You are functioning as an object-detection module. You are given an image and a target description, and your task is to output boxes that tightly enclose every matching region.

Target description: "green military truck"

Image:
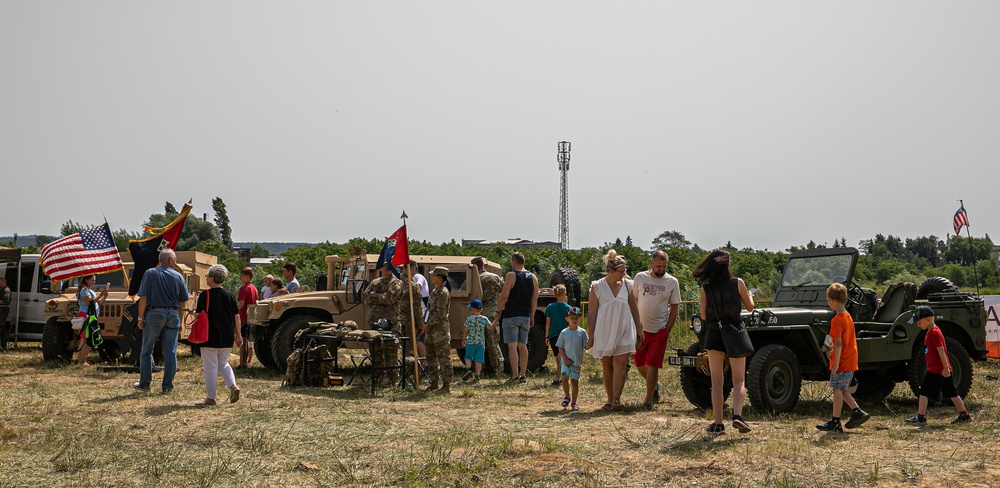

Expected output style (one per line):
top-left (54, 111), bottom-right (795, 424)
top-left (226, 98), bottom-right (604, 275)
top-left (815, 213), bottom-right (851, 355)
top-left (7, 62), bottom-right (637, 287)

top-left (671, 247), bottom-right (987, 413)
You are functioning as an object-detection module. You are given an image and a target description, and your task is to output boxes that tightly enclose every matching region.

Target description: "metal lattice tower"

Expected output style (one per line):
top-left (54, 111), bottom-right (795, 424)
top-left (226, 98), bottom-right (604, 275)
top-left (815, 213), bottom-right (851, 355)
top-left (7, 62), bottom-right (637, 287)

top-left (557, 141), bottom-right (571, 248)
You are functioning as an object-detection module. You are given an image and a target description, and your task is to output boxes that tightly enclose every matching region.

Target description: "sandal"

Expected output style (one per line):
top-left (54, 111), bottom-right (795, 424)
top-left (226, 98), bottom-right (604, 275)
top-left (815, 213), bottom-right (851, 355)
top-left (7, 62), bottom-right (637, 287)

top-left (601, 402), bottom-right (614, 411)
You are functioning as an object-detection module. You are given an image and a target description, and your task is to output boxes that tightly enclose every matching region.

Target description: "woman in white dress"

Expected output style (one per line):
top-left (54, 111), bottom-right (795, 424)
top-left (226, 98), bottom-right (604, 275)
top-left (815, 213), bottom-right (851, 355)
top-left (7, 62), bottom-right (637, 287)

top-left (586, 249), bottom-right (643, 410)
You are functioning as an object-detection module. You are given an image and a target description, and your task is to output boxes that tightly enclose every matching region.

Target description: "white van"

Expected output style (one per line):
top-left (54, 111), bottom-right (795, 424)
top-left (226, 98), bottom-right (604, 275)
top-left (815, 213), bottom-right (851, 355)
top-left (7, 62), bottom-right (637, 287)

top-left (1, 255), bottom-right (58, 341)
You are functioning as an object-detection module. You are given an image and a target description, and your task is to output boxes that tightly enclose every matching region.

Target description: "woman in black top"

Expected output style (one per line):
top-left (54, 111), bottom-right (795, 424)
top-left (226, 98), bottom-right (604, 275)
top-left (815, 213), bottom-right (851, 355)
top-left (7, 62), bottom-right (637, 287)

top-left (192, 264), bottom-right (242, 406)
top-left (693, 250), bottom-right (755, 434)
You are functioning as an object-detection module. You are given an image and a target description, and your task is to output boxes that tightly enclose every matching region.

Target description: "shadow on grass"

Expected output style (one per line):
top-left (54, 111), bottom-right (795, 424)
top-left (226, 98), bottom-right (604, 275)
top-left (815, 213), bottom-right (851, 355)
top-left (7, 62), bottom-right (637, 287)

top-left (146, 403), bottom-right (201, 416)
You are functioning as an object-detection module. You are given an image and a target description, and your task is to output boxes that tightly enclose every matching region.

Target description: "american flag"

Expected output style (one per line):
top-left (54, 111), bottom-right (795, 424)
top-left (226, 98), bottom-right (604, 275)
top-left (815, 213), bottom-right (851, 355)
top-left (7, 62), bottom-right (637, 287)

top-left (953, 205), bottom-right (970, 235)
top-left (41, 223), bottom-right (124, 281)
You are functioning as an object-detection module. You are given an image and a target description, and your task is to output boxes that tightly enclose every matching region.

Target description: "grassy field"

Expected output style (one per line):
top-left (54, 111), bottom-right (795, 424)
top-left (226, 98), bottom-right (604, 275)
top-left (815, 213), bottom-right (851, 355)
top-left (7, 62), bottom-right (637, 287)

top-left (0, 339), bottom-right (998, 487)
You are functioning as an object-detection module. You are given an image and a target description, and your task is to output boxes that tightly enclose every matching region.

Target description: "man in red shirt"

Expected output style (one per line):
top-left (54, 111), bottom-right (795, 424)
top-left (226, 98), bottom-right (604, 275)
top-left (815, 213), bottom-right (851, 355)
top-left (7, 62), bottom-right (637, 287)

top-left (237, 267), bottom-right (259, 367)
top-left (905, 305), bottom-right (972, 425)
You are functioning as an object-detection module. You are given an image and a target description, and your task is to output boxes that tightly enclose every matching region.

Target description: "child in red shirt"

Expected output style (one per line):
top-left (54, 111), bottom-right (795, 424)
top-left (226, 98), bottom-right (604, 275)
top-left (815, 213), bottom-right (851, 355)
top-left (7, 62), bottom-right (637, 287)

top-left (905, 305), bottom-right (972, 424)
top-left (816, 283), bottom-right (870, 432)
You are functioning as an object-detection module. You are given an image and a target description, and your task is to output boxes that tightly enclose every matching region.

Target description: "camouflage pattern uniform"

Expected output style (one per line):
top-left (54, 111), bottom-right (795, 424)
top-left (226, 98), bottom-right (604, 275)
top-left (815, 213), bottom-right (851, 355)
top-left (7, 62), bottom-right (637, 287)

top-left (362, 274), bottom-right (402, 386)
top-left (0, 283), bottom-right (10, 350)
top-left (425, 284), bottom-right (452, 386)
top-left (479, 270), bottom-right (505, 375)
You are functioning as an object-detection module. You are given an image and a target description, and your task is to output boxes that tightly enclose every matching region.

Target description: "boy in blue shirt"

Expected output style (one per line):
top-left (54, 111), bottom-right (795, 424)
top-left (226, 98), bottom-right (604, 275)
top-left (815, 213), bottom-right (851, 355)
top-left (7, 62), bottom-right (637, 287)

top-left (462, 299), bottom-right (494, 383)
top-left (556, 306), bottom-right (588, 411)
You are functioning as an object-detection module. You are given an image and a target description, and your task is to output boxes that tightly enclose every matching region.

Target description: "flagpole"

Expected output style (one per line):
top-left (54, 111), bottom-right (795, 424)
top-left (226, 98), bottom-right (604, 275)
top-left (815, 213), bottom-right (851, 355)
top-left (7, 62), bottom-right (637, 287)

top-left (400, 211), bottom-right (420, 388)
top-left (959, 200), bottom-right (981, 295)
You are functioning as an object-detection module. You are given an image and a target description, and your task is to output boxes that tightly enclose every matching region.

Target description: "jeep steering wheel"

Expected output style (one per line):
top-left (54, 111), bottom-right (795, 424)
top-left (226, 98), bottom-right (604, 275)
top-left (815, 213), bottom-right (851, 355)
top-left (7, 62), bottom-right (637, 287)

top-left (847, 280), bottom-right (866, 307)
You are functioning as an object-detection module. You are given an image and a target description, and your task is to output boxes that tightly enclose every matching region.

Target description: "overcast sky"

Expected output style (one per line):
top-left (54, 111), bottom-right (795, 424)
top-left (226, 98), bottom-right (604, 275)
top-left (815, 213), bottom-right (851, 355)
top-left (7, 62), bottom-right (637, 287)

top-left (3, 2), bottom-right (998, 252)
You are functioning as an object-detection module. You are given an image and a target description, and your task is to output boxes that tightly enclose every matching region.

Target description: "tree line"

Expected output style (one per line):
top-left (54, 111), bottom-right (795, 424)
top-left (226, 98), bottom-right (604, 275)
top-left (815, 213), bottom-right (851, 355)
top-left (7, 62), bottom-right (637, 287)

top-left (5, 216), bottom-right (997, 298)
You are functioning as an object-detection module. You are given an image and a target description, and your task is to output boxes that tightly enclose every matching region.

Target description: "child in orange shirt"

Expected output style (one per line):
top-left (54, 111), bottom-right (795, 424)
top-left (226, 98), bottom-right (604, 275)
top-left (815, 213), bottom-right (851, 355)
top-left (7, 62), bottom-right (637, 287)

top-left (816, 283), bottom-right (870, 432)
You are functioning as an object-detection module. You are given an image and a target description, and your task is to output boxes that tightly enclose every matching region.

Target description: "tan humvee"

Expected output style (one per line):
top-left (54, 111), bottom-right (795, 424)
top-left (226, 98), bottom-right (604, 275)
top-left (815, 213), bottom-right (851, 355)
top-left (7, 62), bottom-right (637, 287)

top-left (249, 253), bottom-right (504, 372)
top-left (41, 251), bottom-right (216, 362)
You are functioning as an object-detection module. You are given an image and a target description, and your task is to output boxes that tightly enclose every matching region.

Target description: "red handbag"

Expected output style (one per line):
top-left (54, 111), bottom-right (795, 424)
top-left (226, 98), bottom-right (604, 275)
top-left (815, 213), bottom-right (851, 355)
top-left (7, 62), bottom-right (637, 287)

top-left (186, 290), bottom-right (210, 344)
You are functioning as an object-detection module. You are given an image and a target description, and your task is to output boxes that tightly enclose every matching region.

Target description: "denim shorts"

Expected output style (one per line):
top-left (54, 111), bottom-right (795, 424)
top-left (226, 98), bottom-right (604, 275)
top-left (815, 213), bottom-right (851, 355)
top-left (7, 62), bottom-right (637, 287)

top-left (502, 316), bottom-right (530, 344)
top-left (829, 371), bottom-right (855, 390)
top-left (561, 364), bottom-right (581, 381)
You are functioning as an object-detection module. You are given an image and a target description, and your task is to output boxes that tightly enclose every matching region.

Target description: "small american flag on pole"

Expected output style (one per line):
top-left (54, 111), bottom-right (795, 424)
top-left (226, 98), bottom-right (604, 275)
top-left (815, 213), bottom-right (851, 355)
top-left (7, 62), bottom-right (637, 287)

top-left (41, 222), bottom-right (124, 282)
top-left (953, 205), bottom-right (970, 235)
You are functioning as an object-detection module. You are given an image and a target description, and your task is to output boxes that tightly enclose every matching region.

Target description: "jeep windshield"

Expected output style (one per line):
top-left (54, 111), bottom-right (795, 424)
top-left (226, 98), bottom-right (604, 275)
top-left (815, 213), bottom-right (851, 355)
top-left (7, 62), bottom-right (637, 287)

top-left (781, 253), bottom-right (853, 288)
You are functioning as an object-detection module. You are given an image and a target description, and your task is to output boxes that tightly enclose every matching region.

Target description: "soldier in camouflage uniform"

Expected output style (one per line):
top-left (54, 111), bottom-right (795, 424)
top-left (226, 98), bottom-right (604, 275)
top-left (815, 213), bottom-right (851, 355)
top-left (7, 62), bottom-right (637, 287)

top-left (0, 277), bottom-right (10, 350)
top-left (362, 263), bottom-right (402, 387)
top-left (398, 271), bottom-right (423, 348)
top-left (472, 257), bottom-right (505, 376)
top-left (423, 267), bottom-right (452, 393)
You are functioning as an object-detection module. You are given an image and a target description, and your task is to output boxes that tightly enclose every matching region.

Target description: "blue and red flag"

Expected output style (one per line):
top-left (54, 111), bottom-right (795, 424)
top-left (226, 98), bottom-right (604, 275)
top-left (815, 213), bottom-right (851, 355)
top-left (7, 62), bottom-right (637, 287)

top-left (376, 225), bottom-right (409, 278)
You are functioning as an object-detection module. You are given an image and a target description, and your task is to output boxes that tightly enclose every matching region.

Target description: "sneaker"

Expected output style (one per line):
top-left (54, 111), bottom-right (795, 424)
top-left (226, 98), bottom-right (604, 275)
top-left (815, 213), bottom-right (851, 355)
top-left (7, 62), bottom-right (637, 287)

top-left (571, 403), bottom-right (579, 411)
top-left (643, 401), bottom-right (653, 411)
top-left (462, 370), bottom-right (474, 382)
top-left (551, 377), bottom-right (562, 386)
top-left (732, 415), bottom-right (752, 433)
top-left (471, 375), bottom-right (480, 384)
top-left (706, 423), bottom-right (726, 435)
top-left (845, 409), bottom-right (870, 429)
top-left (952, 412), bottom-right (972, 424)
top-left (652, 383), bottom-right (661, 403)
top-left (561, 397), bottom-right (571, 408)
top-left (816, 419), bottom-right (843, 432)
top-left (133, 382), bottom-right (150, 392)
top-left (904, 415), bottom-right (926, 424)
top-left (518, 376), bottom-right (526, 384)
top-left (228, 385), bottom-right (241, 404)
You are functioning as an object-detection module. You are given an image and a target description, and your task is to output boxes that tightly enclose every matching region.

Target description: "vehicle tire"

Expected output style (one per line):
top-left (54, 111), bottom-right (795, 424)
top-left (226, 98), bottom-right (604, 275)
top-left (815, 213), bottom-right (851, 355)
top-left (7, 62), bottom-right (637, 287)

top-left (255, 326), bottom-right (277, 370)
top-left (271, 315), bottom-right (322, 373)
top-left (42, 317), bottom-right (73, 362)
top-left (550, 268), bottom-right (582, 307)
top-left (907, 336), bottom-right (973, 404)
top-left (852, 372), bottom-right (897, 403)
top-left (679, 342), bottom-right (731, 410)
top-left (915, 277), bottom-right (959, 300)
top-left (747, 344), bottom-right (802, 413)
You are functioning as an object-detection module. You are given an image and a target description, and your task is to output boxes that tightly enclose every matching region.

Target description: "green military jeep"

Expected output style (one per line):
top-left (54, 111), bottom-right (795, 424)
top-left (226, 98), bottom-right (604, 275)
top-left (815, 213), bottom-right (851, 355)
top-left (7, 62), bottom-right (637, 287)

top-left (671, 247), bottom-right (987, 413)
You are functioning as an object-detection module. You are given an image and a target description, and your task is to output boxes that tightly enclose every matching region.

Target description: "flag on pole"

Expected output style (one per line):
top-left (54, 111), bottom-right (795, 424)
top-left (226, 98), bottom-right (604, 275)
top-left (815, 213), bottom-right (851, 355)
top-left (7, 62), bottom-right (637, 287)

top-left (376, 225), bottom-right (409, 278)
top-left (127, 203), bottom-right (192, 296)
top-left (40, 222), bottom-right (124, 281)
top-left (953, 205), bottom-right (970, 235)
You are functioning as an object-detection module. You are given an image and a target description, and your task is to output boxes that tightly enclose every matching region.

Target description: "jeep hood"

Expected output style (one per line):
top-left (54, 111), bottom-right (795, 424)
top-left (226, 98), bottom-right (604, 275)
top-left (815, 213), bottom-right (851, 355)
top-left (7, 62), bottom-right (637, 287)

top-left (746, 307), bottom-right (835, 327)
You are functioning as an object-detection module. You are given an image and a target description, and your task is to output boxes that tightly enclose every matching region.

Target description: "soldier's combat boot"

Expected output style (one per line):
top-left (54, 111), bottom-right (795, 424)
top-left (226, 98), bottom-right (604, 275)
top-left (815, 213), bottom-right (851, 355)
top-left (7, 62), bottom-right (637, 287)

top-left (436, 382), bottom-right (451, 395)
top-left (424, 380), bottom-right (439, 392)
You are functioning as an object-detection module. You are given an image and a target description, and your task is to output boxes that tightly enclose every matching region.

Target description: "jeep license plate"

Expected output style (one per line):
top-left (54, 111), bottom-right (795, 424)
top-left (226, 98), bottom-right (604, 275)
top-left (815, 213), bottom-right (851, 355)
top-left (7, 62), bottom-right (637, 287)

top-left (667, 356), bottom-right (696, 367)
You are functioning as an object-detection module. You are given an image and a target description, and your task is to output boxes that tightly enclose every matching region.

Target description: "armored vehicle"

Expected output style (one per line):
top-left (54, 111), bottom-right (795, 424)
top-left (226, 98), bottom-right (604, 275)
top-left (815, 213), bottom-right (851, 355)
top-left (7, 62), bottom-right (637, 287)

top-left (249, 252), bottom-right (582, 374)
top-left (41, 251), bottom-right (216, 363)
top-left (671, 247), bottom-right (987, 413)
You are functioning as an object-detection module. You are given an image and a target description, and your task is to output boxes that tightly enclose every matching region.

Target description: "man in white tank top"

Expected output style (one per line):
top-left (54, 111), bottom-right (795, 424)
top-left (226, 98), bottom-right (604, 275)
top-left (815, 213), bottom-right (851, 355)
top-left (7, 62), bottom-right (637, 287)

top-left (632, 250), bottom-right (680, 409)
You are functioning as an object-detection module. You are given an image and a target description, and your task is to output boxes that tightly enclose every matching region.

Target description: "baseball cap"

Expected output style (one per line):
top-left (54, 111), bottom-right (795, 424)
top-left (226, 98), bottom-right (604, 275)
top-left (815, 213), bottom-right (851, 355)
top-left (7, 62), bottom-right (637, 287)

top-left (909, 305), bottom-right (935, 324)
top-left (468, 299), bottom-right (483, 309)
top-left (568, 306), bottom-right (582, 317)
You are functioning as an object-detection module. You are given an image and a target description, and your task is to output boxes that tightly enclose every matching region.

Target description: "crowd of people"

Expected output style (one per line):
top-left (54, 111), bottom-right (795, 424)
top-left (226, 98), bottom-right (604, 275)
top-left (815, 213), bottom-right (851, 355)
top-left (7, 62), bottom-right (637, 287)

top-left (69, 246), bottom-right (974, 428)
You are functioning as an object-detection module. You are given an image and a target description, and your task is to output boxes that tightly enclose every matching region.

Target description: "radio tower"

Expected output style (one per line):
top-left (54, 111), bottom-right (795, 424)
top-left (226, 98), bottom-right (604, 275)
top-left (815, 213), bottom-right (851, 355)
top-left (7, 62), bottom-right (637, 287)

top-left (557, 141), bottom-right (571, 249)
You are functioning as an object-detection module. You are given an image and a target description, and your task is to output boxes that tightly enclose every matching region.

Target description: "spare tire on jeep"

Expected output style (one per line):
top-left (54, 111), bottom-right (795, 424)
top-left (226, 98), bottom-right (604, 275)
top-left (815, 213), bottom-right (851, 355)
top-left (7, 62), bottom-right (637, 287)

top-left (549, 268), bottom-right (581, 307)
top-left (915, 277), bottom-right (959, 299)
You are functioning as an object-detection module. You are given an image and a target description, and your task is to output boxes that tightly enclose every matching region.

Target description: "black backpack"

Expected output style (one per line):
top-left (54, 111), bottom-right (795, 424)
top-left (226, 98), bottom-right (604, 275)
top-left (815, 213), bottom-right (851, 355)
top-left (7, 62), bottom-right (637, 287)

top-left (83, 305), bottom-right (103, 348)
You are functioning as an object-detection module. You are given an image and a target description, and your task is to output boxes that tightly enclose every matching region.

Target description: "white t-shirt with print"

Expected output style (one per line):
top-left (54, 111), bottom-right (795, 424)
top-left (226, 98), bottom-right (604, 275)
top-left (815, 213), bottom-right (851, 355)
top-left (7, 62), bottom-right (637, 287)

top-left (633, 271), bottom-right (681, 333)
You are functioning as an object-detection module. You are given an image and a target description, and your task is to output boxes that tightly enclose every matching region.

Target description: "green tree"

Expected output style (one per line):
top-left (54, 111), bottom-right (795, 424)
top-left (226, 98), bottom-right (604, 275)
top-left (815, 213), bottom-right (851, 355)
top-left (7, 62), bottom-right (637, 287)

top-left (251, 245), bottom-right (271, 258)
top-left (164, 201), bottom-right (177, 214)
top-left (60, 220), bottom-right (87, 237)
top-left (651, 230), bottom-right (692, 251)
top-left (143, 211), bottom-right (220, 251)
top-left (212, 197), bottom-right (233, 250)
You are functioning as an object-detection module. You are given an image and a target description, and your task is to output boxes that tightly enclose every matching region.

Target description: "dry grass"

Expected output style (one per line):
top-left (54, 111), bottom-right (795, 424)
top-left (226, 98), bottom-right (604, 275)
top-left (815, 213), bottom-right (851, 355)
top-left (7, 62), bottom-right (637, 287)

top-left (0, 342), bottom-right (998, 487)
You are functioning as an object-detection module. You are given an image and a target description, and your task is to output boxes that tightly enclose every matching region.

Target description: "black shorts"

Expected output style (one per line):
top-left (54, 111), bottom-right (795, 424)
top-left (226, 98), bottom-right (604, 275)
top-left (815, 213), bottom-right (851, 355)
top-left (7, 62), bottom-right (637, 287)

top-left (918, 371), bottom-right (959, 399)
top-left (550, 341), bottom-right (560, 359)
top-left (705, 322), bottom-right (726, 352)
top-left (240, 323), bottom-right (254, 340)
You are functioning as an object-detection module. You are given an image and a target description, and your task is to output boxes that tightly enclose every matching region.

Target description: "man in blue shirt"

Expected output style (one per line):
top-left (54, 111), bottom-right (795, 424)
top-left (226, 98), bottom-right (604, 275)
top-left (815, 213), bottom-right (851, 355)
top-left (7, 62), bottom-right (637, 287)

top-left (135, 249), bottom-right (190, 392)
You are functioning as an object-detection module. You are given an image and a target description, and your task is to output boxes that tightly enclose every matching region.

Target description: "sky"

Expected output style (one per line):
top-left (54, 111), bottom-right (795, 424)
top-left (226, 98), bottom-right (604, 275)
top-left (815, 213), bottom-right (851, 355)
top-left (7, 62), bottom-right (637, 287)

top-left (2, 2), bottom-right (999, 252)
